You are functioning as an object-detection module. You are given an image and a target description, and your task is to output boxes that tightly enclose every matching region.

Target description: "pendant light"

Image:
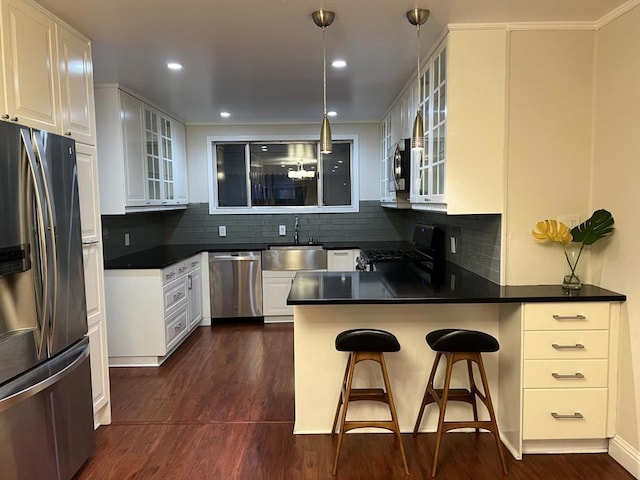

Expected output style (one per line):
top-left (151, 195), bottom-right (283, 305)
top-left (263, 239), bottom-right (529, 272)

top-left (407, 9), bottom-right (430, 151)
top-left (312, 10), bottom-right (335, 154)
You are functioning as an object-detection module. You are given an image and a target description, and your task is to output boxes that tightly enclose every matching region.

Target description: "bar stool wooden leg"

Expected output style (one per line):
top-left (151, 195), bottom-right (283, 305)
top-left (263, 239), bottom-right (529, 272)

top-left (431, 352), bottom-right (454, 478)
top-left (413, 352), bottom-right (442, 434)
top-left (475, 354), bottom-right (508, 475)
top-left (466, 359), bottom-right (480, 434)
top-left (333, 353), bottom-right (356, 475)
top-left (379, 352), bottom-right (410, 476)
top-left (332, 354), bottom-right (352, 436)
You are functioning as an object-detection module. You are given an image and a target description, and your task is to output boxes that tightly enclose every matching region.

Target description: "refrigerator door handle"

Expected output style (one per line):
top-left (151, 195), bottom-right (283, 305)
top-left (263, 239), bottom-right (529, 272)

top-left (31, 132), bottom-right (59, 345)
top-left (0, 341), bottom-right (89, 414)
top-left (20, 129), bottom-right (49, 357)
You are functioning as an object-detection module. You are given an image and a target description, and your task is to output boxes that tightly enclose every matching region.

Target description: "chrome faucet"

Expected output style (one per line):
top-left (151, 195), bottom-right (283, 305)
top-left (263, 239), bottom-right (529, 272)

top-left (294, 216), bottom-right (299, 245)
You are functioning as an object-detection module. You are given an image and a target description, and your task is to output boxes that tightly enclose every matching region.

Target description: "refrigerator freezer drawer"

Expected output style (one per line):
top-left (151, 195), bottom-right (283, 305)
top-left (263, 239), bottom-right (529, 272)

top-left (0, 337), bottom-right (95, 480)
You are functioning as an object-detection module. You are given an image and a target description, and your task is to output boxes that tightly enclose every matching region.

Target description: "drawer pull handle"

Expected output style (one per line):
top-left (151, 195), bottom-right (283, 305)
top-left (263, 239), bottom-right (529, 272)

top-left (551, 412), bottom-right (584, 419)
top-left (553, 314), bottom-right (586, 320)
top-left (165, 272), bottom-right (176, 279)
top-left (175, 323), bottom-right (184, 331)
top-left (551, 372), bottom-right (585, 379)
top-left (191, 262), bottom-right (198, 267)
top-left (552, 343), bottom-right (585, 350)
top-left (173, 292), bottom-right (184, 300)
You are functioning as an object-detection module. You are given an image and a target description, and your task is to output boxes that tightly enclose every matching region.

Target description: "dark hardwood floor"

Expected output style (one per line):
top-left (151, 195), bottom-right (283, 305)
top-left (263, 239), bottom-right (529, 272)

top-left (76, 323), bottom-right (633, 479)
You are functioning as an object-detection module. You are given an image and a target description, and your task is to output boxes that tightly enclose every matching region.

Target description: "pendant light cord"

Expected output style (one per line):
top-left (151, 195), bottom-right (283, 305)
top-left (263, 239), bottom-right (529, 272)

top-left (416, 23), bottom-right (421, 109)
top-left (323, 26), bottom-right (327, 117)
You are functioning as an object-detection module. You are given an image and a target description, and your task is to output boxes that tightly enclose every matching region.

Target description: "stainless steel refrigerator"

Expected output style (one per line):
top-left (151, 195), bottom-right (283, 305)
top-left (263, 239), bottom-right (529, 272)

top-left (0, 122), bottom-right (95, 479)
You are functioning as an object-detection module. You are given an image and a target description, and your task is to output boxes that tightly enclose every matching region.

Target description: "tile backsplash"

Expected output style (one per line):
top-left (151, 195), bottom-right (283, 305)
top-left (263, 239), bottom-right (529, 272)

top-left (101, 202), bottom-right (501, 283)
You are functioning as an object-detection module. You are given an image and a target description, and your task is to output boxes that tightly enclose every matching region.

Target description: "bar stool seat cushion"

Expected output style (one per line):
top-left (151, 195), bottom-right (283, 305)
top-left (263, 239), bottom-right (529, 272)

top-left (335, 328), bottom-right (400, 352)
top-left (426, 328), bottom-right (499, 353)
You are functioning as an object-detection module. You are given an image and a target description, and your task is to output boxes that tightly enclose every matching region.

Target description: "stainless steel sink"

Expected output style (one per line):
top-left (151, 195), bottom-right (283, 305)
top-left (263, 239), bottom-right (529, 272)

top-left (262, 245), bottom-right (327, 270)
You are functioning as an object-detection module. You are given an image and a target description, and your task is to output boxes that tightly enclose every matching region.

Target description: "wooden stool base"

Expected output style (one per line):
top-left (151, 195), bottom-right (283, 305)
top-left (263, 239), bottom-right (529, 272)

top-left (413, 351), bottom-right (508, 477)
top-left (332, 351), bottom-right (409, 476)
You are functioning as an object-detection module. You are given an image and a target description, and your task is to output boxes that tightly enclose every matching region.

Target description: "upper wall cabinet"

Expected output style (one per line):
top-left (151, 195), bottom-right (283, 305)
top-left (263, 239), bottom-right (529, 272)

top-left (0, 0), bottom-right (96, 145)
top-left (0, 0), bottom-right (59, 131)
top-left (94, 85), bottom-right (188, 214)
top-left (57, 22), bottom-right (96, 145)
top-left (382, 29), bottom-right (507, 215)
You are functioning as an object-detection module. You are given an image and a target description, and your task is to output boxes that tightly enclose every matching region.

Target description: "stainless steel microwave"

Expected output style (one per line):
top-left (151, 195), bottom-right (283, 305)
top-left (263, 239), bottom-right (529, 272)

top-left (392, 138), bottom-right (411, 192)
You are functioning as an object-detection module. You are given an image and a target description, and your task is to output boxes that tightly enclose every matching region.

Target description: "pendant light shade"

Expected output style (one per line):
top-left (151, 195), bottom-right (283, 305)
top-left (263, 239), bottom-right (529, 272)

top-left (407, 8), bottom-right (430, 151)
top-left (320, 114), bottom-right (332, 154)
top-left (411, 110), bottom-right (425, 150)
top-left (312, 10), bottom-right (335, 154)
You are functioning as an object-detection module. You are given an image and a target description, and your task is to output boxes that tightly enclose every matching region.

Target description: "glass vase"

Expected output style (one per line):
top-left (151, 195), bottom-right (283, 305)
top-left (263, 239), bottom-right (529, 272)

top-left (562, 244), bottom-right (583, 292)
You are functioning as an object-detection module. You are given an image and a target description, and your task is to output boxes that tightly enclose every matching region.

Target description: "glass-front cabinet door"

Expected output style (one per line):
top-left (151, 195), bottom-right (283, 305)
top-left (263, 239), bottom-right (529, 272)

top-left (144, 107), bottom-right (178, 205)
top-left (144, 108), bottom-right (161, 204)
top-left (380, 115), bottom-right (395, 203)
top-left (411, 41), bottom-right (446, 208)
top-left (161, 117), bottom-right (175, 202)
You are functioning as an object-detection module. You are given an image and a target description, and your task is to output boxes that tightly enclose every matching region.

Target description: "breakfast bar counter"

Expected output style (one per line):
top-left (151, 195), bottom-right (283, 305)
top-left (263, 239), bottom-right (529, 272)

top-left (288, 266), bottom-right (625, 460)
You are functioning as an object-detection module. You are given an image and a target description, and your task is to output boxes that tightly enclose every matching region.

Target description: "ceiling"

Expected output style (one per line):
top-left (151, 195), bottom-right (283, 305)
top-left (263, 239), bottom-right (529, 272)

top-left (36, 0), bottom-right (626, 125)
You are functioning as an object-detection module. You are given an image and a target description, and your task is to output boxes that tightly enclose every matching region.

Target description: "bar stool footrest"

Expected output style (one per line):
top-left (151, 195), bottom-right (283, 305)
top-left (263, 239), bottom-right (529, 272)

top-left (431, 387), bottom-right (475, 404)
top-left (347, 387), bottom-right (388, 403)
top-left (343, 420), bottom-right (397, 433)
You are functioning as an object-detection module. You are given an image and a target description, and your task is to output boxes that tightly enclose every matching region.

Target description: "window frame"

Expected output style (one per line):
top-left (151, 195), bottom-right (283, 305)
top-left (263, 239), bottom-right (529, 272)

top-left (207, 134), bottom-right (360, 214)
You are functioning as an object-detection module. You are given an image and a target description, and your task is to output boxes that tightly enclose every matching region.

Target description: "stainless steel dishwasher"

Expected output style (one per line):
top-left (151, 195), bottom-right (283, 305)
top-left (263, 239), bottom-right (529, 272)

top-left (209, 251), bottom-right (263, 319)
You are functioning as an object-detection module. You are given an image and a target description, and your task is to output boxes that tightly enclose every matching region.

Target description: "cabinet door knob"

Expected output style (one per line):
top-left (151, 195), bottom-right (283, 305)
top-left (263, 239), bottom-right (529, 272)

top-left (2, 114), bottom-right (9, 119)
top-left (11, 117), bottom-right (18, 122)
top-left (65, 131), bottom-right (72, 136)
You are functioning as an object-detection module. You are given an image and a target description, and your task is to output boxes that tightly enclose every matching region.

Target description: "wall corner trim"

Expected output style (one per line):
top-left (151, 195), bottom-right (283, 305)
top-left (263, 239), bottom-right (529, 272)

top-left (597, 0), bottom-right (640, 29)
top-left (609, 435), bottom-right (640, 478)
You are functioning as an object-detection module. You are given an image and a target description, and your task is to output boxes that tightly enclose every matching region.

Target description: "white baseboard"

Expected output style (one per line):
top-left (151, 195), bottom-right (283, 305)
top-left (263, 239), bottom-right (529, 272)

top-left (264, 315), bottom-right (293, 324)
top-left (610, 436), bottom-right (640, 479)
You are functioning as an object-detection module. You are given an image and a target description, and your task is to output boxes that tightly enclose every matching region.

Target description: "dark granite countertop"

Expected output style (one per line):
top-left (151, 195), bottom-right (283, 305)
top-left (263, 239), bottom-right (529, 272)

top-left (287, 263), bottom-right (626, 305)
top-left (103, 241), bottom-right (413, 269)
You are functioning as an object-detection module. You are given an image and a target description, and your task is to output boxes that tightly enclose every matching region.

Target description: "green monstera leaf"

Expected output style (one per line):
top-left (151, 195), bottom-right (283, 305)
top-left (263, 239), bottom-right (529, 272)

top-left (570, 209), bottom-right (615, 245)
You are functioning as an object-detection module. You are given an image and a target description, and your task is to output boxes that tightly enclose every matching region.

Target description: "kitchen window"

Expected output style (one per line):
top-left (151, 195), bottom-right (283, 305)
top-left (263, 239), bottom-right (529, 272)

top-left (208, 136), bottom-right (358, 214)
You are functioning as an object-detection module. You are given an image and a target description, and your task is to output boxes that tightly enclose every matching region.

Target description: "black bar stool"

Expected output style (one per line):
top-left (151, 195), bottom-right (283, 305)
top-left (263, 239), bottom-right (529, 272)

top-left (413, 328), bottom-right (508, 477)
top-left (332, 328), bottom-right (409, 476)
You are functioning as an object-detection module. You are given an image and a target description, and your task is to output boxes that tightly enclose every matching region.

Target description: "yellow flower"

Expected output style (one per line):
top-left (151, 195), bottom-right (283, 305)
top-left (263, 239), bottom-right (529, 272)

top-left (532, 220), bottom-right (573, 244)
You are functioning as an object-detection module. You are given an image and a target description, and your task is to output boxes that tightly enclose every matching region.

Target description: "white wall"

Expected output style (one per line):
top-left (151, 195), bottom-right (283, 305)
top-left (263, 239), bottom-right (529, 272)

top-left (503, 29), bottom-right (595, 285)
top-left (185, 122), bottom-right (381, 203)
top-left (593, 5), bottom-right (640, 473)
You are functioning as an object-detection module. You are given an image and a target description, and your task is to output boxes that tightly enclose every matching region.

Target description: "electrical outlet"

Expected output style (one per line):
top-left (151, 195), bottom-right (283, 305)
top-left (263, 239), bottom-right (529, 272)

top-left (450, 236), bottom-right (457, 254)
top-left (124, 233), bottom-right (130, 246)
top-left (218, 225), bottom-right (227, 237)
top-left (279, 225), bottom-right (286, 236)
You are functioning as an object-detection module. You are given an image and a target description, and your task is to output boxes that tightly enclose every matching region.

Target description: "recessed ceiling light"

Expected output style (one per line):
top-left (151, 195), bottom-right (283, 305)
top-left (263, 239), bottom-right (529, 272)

top-left (220, 111), bottom-right (231, 118)
top-left (327, 111), bottom-right (337, 117)
top-left (332, 60), bottom-right (347, 68)
top-left (167, 62), bottom-right (183, 70)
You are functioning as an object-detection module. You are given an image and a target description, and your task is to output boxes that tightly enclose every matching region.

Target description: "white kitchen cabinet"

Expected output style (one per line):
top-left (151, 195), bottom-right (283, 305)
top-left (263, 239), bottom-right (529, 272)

top-left (383, 29), bottom-right (506, 214)
top-left (104, 254), bottom-right (203, 366)
top-left (0, 0), bottom-right (59, 131)
top-left (186, 259), bottom-right (202, 330)
top-left (410, 40), bottom-right (447, 208)
top-left (76, 139), bottom-right (111, 428)
top-left (94, 85), bottom-right (187, 213)
top-left (57, 21), bottom-right (95, 145)
top-left (498, 301), bottom-right (620, 459)
top-left (87, 320), bottom-right (110, 426)
top-left (262, 271), bottom-right (297, 317)
top-left (327, 249), bottom-right (359, 272)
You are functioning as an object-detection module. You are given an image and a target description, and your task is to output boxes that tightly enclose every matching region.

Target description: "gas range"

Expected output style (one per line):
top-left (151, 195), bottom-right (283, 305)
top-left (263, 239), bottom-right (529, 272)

top-left (356, 225), bottom-right (444, 273)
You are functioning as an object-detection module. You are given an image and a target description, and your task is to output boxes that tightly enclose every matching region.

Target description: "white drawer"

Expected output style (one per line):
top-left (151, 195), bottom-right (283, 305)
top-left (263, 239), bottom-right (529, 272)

top-left (523, 330), bottom-right (609, 359)
top-left (162, 263), bottom-right (179, 284)
top-left (176, 261), bottom-right (188, 276)
top-left (165, 307), bottom-right (189, 351)
top-left (163, 276), bottom-right (188, 312)
top-left (185, 254), bottom-right (201, 273)
top-left (523, 359), bottom-right (608, 388)
top-left (523, 389), bottom-right (607, 439)
top-left (524, 302), bottom-right (609, 331)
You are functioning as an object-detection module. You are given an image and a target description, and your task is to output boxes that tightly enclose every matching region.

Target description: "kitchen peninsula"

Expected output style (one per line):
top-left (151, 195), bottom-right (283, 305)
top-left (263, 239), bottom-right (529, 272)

top-left (288, 265), bottom-right (625, 460)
